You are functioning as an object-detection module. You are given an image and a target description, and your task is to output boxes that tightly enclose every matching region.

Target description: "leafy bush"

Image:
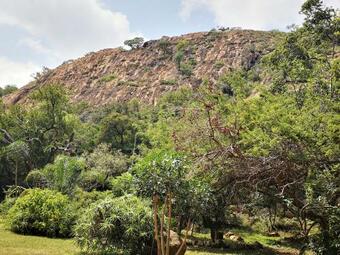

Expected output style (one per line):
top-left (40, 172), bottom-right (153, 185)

top-left (0, 197), bottom-right (16, 215)
top-left (0, 186), bottom-right (26, 215)
top-left (110, 172), bottom-right (135, 197)
top-left (158, 39), bottom-right (172, 55)
top-left (26, 169), bottom-right (47, 188)
top-left (27, 156), bottom-right (85, 195)
top-left (176, 39), bottom-right (189, 51)
top-left (84, 143), bottom-right (129, 175)
top-left (174, 50), bottom-right (184, 70)
top-left (78, 170), bottom-right (107, 191)
top-left (74, 195), bottom-right (153, 255)
top-left (180, 62), bottom-right (194, 76)
top-left (6, 188), bottom-right (75, 237)
top-left (73, 188), bottom-right (112, 210)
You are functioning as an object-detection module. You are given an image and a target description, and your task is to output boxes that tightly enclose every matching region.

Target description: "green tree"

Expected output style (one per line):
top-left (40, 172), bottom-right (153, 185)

top-left (133, 149), bottom-right (191, 255)
top-left (98, 112), bottom-right (139, 154)
top-left (124, 37), bottom-right (144, 49)
top-left (0, 85), bottom-right (18, 97)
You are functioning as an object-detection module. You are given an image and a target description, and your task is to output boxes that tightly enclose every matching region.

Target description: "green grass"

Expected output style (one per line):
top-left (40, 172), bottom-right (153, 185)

top-left (0, 218), bottom-right (79, 255)
top-left (100, 73), bottom-right (117, 83)
top-left (187, 228), bottom-right (303, 255)
top-left (0, 217), bottom-right (304, 255)
top-left (187, 248), bottom-right (272, 255)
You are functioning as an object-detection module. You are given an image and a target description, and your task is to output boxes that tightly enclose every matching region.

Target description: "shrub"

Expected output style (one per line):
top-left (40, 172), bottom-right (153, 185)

top-left (6, 189), bottom-right (75, 237)
top-left (158, 39), bottom-right (172, 55)
top-left (110, 172), bottom-right (135, 197)
top-left (31, 155), bottom-right (85, 195)
top-left (180, 62), bottom-right (194, 76)
top-left (214, 60), bottom-right (224, 70)
top-left (100, 73), bottom-right (117, 83)
top-left (0, 197), bottom-right (16, 215)
top-left (160, 79), bottom-right (177, 85)
top-left (0, 186), bottom-right (26, 215)
top-left (174, 51), bottom-right (184, 70)
top-left (26, 169), bottom-right (47, 188)
top-left (73, 188), bottom-right (111, 210)
top-left (78, 170), bottom-right (107, 191)
top-left (74, 195), bottom-right (153, 255)
top-left (176, 39), bottom-right (189, 51)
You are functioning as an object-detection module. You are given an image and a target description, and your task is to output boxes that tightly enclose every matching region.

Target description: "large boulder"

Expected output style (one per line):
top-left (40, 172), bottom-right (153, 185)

top-left (224, 231), bottom-right (235, 239)
top-left (167, 230), bottom-right (187, 255)
top-left (229, 234), bottom-right (244, 242)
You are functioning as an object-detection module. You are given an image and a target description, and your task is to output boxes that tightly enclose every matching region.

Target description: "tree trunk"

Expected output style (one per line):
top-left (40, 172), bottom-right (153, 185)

top-left (210, 227), bottom-right (223, 243)
top-left (166, 192), bottom-right (172, 255)
top-left (152, 195), bottom-right (162, 255)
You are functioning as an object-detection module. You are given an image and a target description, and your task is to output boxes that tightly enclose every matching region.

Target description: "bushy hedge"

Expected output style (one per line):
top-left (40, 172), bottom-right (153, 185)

top-left (6, 188), bottom-right (75, 237)
top-left (74, 195), bottom-right (154, 255)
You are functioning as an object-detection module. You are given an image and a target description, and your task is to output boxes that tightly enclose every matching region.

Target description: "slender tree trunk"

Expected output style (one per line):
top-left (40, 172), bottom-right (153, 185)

top-left (160, 197), bottom-right (166, 255)
top-left (152, 195), bottom-right (162, 255)
top-left (175, 219), bottom-right (191, 255)
top-left (176, 216), bottom-right (182, 235)
top-left (15, 161), bottom-right (18, 186)
top-left (166, 192), bottom-right (172, 255)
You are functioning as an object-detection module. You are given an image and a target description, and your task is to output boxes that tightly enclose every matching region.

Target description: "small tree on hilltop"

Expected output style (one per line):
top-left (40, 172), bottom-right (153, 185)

top-left (124, 37), bottom-right (144, 49)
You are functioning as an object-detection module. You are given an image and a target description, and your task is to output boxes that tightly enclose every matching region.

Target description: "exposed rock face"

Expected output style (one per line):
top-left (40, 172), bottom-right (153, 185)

top-left (4, 30), bottom-right (277, 106)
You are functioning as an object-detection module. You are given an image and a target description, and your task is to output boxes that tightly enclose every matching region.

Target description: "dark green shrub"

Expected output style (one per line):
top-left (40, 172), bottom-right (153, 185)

top-left (78, 170), bottom-right (107, 191)
top-left (26, 156), bottom-right (85, 195)
top-left (110, 172), bottom-right (135, 197)
top-left (174, 50), bottom-right (184, 70)
top-left (73, 188), bottom-right (111, 210)
top-left (7, 188), bottom-right (75, 237)
top-left (74, 195), bottom-right (153, 255)
top-left (25, 169), bottom-right (47, 188)
top-left (0, 197), bottom-right (16, 215)
top-left (158, 39), bottom-right (172, 55)
top-left (0, 186), bottom-right (26, 215)
top-left (180, 62), bottom-right (194, 76)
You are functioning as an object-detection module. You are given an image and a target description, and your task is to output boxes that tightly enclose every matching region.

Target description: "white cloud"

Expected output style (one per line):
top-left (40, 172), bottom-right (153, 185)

top-left (180, 0), bottom-right (339, 31)
top-left (0, 0), bottom-right (136, 61)
top-left (0, 57), bottom-right (41, 87)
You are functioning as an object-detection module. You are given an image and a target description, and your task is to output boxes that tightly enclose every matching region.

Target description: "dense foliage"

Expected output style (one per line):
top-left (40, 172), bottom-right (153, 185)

top-left (6, 188), bottom-right (75, 237)
top-left (0, 1), bottom-right (338, 254)
top-left (74, 195), bottom-right (153, 255)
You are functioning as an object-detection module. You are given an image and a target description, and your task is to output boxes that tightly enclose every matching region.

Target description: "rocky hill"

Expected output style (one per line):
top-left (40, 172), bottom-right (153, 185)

top-left (4, 29), bottom-right (278, 106)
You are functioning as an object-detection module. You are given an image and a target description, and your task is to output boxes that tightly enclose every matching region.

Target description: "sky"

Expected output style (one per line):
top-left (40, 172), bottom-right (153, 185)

top-left (0, 0), bottom-right (338, 88)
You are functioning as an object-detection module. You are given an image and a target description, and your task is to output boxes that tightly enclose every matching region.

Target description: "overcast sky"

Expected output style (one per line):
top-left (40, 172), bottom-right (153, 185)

top-left (0, 0), bottom-right (338, 87)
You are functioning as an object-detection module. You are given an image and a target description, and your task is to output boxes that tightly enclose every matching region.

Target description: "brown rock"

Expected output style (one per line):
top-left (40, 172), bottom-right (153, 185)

top-left (267, 231), bottom-right (280, 237)
top-left (166, 230), bottom-right (186, 255)
top-left (229, 234), bottom-right (244, 242)
top-left (224, 231), bottom-right (235, 239)
top-left (4, 30), bottom-right (277, 107)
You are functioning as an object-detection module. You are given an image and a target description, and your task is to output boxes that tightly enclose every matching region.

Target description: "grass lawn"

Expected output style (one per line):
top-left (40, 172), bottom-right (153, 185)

top-left (0, 218), bottom-right (303, 255)
top-left (0, 218), bottom-right (79, 255)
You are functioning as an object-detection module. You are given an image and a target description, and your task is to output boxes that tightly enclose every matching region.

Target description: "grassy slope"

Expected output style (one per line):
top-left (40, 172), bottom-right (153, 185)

top-left (0, 218), bottom-right (79, 255)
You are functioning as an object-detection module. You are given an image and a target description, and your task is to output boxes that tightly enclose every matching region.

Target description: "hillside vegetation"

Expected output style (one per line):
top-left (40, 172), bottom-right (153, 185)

top-left (0, 1), bottom-right (339, 255)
